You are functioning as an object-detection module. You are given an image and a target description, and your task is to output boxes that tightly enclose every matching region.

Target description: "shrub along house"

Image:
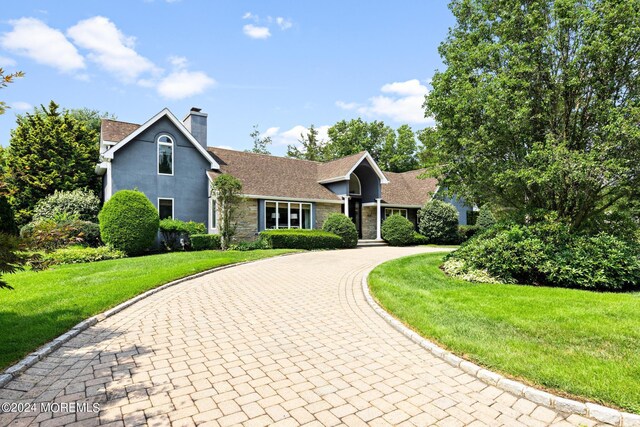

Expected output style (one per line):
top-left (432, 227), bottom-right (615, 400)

top-left (96, 108), bottom-right (473, 241)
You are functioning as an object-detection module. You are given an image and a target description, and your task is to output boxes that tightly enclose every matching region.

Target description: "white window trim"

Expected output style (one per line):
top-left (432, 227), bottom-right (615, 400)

top-left (349, 173), bottom-right (362, 196)
top-left (385, 208), bottom-right (408, 219)
top-left (157, 135), bottom-right (174, 176)
top-left (158, 197), bottom-right (175, 220)
top-left (264, 201), bottom-right (313, 230)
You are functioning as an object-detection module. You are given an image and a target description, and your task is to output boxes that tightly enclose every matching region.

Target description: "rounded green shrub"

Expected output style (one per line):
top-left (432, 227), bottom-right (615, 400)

top-left (418, 200), bottom-right (459, 244)
top-left (458, 225), bottom-right (480, 242)
top-left (381, 215), bottom-right (415, 246)
top-left (98, 190), bottom-right (159, 255)
top-left (445, 219), bottom-right (640, 291)
top-left (322, 213), bottom-right (358, 248)
top-left (33, 189), bottom-right (101, 222)
top-left (0, 196), bottom-right (18, 235)
top-left (476, 205), bottom-right (497, 229)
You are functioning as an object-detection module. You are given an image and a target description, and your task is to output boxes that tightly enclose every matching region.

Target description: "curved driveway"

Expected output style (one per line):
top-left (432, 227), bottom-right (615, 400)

top-left (0, 247), bottom-right (600, 426)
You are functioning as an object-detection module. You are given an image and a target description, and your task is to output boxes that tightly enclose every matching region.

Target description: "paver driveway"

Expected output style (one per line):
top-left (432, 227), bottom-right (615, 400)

top-left (0, 247), bottom-right (603, 427)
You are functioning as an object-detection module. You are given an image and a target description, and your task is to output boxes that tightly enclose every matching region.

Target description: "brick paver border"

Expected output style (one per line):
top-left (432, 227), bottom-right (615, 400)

top-left (0, 254), bottom-right (296, 390)
top-left (361, 266), bottom-right (640, 427)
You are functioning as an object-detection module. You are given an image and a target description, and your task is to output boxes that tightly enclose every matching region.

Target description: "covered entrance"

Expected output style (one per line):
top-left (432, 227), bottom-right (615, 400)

top-left (342, 197), bottom-right (363, 239)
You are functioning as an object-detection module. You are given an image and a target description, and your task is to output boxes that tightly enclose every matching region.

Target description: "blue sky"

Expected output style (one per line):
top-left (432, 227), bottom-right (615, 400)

top-left (0, 1), bottom-right (454, 155)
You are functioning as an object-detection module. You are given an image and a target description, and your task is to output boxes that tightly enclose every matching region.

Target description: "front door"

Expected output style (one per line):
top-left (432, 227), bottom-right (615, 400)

top-left (349, 198), bottom-right (362, 239)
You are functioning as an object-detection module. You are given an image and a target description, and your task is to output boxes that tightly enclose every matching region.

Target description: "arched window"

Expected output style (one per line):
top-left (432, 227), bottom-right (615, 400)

top-left (349, 173), bottom-right (361, 195)
top-left (158, 135), bottom-right (173, 175)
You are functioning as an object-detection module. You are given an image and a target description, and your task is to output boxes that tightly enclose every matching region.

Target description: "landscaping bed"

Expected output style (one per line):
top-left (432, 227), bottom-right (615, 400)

top-left (0, 249), bottom-right (297, 370)
top-left (369, 252), bottom-right (640, 413)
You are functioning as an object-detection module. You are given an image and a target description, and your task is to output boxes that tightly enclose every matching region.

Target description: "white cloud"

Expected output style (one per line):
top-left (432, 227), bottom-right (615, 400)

top-left (336, 79), bottom-right (433, 124)
top-left (0, 18), bottom-right (85, 73)
top-left (11, 101), bottom-right (32, 111)
top-left (168, 55), bottom-right (188, 70)
top-left (380, 79), bottom-right (427, 96)
top-left (276, 17), bottom-right (292, 30)
top-left (157, 70), bottom-right (215, 99)
top-left (243, 24), bottom-right (271, 39)
top-left (335, 100), bottom-right (359, 110)
top-left (265, 125), bottom-right (330, 148)
top-left (0, 56), bottom-right (17, 67)
top-left (242, 12), bottom-right (257, 21)
top-left (67, 16), bottom-right (156, 82)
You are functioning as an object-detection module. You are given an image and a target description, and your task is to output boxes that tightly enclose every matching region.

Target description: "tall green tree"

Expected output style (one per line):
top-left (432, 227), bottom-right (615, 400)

top-left (424, 0), bottom-right (640, 231)
top-left (379, 124), bottom-right (419, 172)
top-left (5, 101), bottom-right (101, 224)
top-left (247, 124), bottom-right (272, 155)
top-left (325, 118), bottom-right (390, 161)
top-left (287, 125), bottom-right (327, 161)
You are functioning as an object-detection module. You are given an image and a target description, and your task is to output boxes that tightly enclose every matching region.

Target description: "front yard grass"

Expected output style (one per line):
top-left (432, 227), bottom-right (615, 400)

top-left (1, 249), bottom-right (297, 370)
top-left (369, 252), bottom-right (640, 413)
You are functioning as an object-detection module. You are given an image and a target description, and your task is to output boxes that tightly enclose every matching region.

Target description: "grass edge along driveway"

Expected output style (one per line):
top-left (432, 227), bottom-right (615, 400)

top-left (1, 249), bottom-right (298, 370)
top-left (368, 252), bottom-right (640, 414)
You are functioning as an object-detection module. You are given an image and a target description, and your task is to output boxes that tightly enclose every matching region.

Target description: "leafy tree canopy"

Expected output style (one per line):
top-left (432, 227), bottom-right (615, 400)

top-left (4, 101), bottom-right (101, 224)
top-left (288, 119), bottom-right (422, 172)
top-left (424, 0), bottom-right (640, 232)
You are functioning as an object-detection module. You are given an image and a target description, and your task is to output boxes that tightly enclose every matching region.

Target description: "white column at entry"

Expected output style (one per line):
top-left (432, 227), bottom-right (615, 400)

top-left (376, 198), bottom-right (382, 240)
top-left (343, 196), bottom-right (350, 217)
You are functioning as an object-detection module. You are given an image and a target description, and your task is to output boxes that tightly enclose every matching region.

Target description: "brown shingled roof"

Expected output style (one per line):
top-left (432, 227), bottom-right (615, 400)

top-left (207, 147), bottom-right (342, 201)
top-left (317, 151), bottom-right (368, 182)
top-left (381, 169), bottom-right (438, 206)
top-left (101, 119), bottom-right (140, 143)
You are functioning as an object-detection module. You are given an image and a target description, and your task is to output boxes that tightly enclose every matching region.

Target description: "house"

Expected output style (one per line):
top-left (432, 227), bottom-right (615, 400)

top-left (96, 108), bottom-right (474, 241)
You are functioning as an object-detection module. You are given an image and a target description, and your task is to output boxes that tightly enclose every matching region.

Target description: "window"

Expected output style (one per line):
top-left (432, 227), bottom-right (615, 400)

top-left (158, 198), bottom-right (174, 220)
top-left (211, 199), bottom-right (217, 228)
top-left (349, 173), bottom-right (361, 195)
top-left (385, 208), bottom-right (407, 219)
top-left (158, 135), bottom-right (173, 175)
top-left (265, 201), bottom-right (312, 229)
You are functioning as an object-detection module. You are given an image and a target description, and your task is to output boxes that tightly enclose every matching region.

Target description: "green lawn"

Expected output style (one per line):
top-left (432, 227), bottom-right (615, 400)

top-left (1, 249), bottom-right (297, 370)
top-left (369, 252), bottom-right (640, 413)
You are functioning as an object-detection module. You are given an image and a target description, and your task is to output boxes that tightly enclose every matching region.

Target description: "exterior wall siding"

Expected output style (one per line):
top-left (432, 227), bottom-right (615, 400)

top-left (362, 206), bottom-right (377, 240)
top-left (234, 198), bottom-right (259, 242)
top-left (110, 116), bottom-right (210, 226)
top-left (314, 202), bottom-right (342, 230)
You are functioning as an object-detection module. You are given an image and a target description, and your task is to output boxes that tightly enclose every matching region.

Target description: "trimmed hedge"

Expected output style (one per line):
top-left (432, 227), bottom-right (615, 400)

top-left (381, 215), bottom-right (415, 246)
top-left (159, 218), bottom-right (206, 250)
top-left (190, 234), bottom-right (222, 251)
top-left (418, 200), bottom-right (459, 244)
top-left (98, 190), bottom-right (159, 255)
top-left (43, 245), bottom-right (126, 265)
top-left (260, 229), bottom-right (342, 250)
top-left (322, 213), bottom-right (358, 248)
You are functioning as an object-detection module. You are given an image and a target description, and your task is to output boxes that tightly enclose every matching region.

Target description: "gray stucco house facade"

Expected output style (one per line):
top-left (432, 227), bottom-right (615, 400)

top-left (96, 108), bottom-right (475, 241)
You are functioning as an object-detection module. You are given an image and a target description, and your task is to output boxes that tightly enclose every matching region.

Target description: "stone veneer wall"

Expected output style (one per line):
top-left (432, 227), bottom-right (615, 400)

top-left (362, 206), bottom-right (378, 240)
top-left (234, 198), bottom-right (259, 242)
top-left (314, 202), bottom-right (342, 230)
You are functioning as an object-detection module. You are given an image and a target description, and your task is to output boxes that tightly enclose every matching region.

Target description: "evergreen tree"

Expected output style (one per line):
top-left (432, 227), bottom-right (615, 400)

top-left (5, 101), bottom-right (100, 224)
